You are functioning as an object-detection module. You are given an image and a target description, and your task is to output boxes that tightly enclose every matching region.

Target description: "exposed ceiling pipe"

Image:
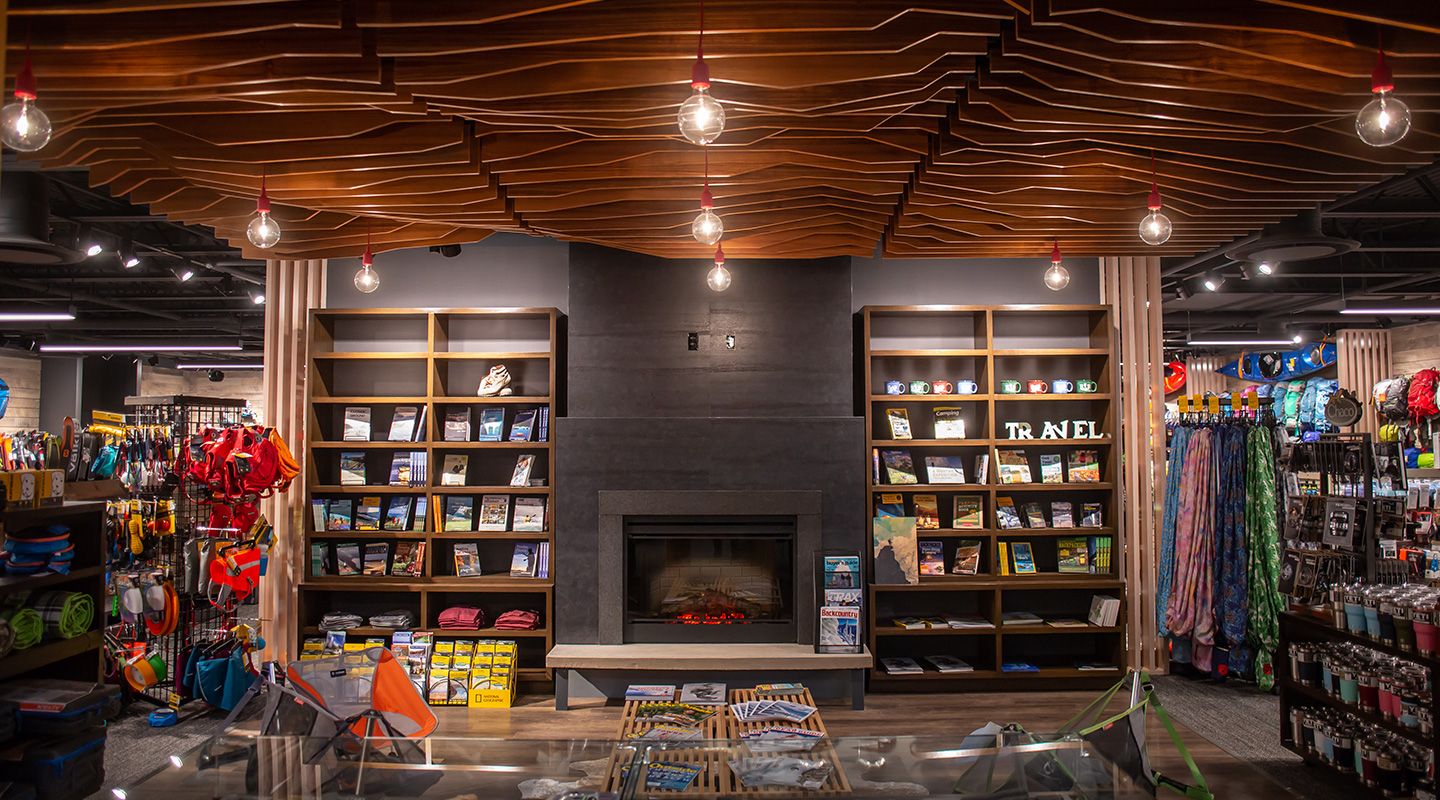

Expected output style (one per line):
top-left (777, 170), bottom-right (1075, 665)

top-left (0, 276), bottom-right (186, 322)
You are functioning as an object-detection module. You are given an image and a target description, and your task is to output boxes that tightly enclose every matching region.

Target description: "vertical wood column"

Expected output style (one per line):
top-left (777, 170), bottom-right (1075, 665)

top-left (1101, 256), bottom-right (1166, 673)
top-left (1336, 329), bottom-right (1392, 437)
top-left (259, 259), bottom-right (326, 663)
top-left (1185, 355), bottom-right (1228, 397)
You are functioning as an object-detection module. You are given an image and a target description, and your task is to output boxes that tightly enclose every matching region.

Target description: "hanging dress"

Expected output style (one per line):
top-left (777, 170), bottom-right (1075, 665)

top-left (1245, 424), bottom-right (1282, 690)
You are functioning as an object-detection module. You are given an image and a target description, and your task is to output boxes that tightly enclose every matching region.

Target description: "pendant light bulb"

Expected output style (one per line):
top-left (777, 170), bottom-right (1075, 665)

top-left (692, 186), bottom-right (723, 245)
top-left (1, 38), bottom-right (50, 152)
top-left (1044, 238), bottom-right (1070, 291)
top-left (1139, 150), bottom-right (1172, 245)
top-left (677, 1), bottom-right (724, 144)
top-left (247, 171), bottom-right (282, 249)
top-left (353, 224), bottom-right (379, 294)
top-left (1356, 41), bottom-right (1411, 147)
top-left (707, 246), bottom-right (731, 292)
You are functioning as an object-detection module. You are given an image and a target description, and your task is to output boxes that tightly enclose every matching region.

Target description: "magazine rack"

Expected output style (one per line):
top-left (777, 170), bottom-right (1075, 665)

top-left (814, 549), bottom-right (864, 654)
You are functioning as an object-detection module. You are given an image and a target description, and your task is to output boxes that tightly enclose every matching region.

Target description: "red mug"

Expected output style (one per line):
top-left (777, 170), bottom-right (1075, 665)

top-left (931, 380), bottom-right (954, 395)
top-left (1026, 380), bottom-right (1050, 394)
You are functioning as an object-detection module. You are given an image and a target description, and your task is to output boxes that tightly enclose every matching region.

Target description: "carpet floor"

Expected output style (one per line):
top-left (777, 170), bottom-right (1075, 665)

top-left (1152, 674), bottom-right (1348, 800)
top-left (89, 702), bottom-right (230, 799)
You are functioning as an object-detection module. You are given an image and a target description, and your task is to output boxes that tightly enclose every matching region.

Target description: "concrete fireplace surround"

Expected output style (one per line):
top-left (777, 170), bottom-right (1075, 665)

top-left (596, 489), bottom-right (822, 645)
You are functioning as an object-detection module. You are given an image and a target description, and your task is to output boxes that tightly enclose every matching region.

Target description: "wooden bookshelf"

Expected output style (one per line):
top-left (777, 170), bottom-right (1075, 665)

top-left (299, 308), bottom-right (562, 682)
top-left (859, 305), bottom-right (1125, 688)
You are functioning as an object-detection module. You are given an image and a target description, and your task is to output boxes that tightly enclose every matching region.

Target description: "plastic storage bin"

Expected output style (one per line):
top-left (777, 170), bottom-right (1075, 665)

top-left (0, 728), bottom-right (105, 800)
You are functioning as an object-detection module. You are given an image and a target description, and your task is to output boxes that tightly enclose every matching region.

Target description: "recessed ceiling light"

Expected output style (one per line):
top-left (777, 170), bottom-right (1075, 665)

top-left (0, 311), bottom-right (75, 321)
top-left (1186, 338), bottom-right (1295, 346)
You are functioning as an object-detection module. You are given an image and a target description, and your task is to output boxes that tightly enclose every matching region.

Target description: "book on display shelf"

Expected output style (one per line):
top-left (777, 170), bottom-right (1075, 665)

top-left (536, 541), bottom-right (549, 579)
top-left (974, 453), bottom-right (989, 484)
top-left (311, 499), bottom-right (328, 532)
top-left (924, 655), bottom-right (973, 673)
top-left (1080, 503), bottom-right (1103, 528)
top-left (326, 499), bottom-right (353, 530)
top-left (1057, 536), bottom-right (1089, 573)
top-left (343, 407), bottom-right (371, 441)
top-left (388, 406), bottom-right (418, 441)
top-left (412, 406), bottom-right (426, 442)
top-left (997, 543), bottom-right (1010, 576)
top-left (390, 541), bottom-right (422, 577)
top-left (355, 497), bottom-right (381, 531)
top-left (943, 613), bottom-right (991, 629)
top-left (1001, 611), bottom-right (1043, 626)
top-left (453, 543), bottom-right (481, 577)
top-left (876, 493), bottom-right (904, 518)
top-left (1003, 662), bottom-right (1039, 673)
top-left (363, 542), bottom-right (389, 576)
top-left (918, 540), bottom-right (945, 575)
top-left (953, 496), bottom-right (983, 529)
top-left (509, 409), bottom-right (537, 442)
top-left (335, 543), bottom-right (361, 576)
top-left (444, 497), bottom-right (474, 531)
top-left (512, 497), bottom-right (546, 531)
top-left (510, 454), bottom-right (535, 487)
top-left (880, 450), bottom-right (917, 484)
top-left (1011, 542), bottom-right (1036, 574)
top-left (412, 497), bottom-right (428, 532)
top-left (880, 657), bottom-right (924, 675)
top-left (1051, 501), bottom-right (1074, 528)
top-left (914, 494), bottom-right (940, 529)
top-left (1040, 454), bottom-right (1063, 484)
top-left (1068, 450), bottom-right (1101, 483)
top-left (1046, 619), bottom-right (1090, 628)
top-left (872, 517), bottom-right (919, 585)
top-left (1022, 502), bottom-right (1046, 529)
top-left (510, 543), bottom-right (538, 577)
top-left (1088, 595), bottom-right (1121, 627)
top-left (441, 454), bottom-right (468, 486)
top-left (388, 452), bottom-right (411, 486)
top-left (478, 408), bottom-right (505, 442)
top-left (340, 452), bottom-right (365, 485)
top-left (444, 408), bottom-right (472, 442)
top-left (310, 542), bottom-right (329, 577)
top-left (383, 497), bottom-right (413, 531)
top-left (997, 449), bottom-right (1031, 484)
top-left (1089, 536), bottom-right (1112, 573)
top-left (886, 408), bottom-right (912, 440)
top-left (924, 456), bottom-right (966, 484)
top-left (995, 496), bottom-right (1022, 530)
top-left (537, 407), bottom-right (550, 442)
top-left (891, 617), bottom-right (925, 630)
top-left (933, 406), bottom-right (965, 439)
top-left (952, 540), bottom-right (981, 575)
top-left (476, 495), bottom-right (509, 531)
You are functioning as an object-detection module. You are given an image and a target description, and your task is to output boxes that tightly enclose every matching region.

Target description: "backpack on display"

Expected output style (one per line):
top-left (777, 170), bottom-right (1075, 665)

top-left (1309, 379), bottom-right (1338, 432)
top-left (1377, 376), bottom-right (1410, 421)
top-left (1407, 369), bottom-right (1439, 422)
top-left (1281, 380), bottom-right (1306, 431)
top-left (1298, 380), bottom-right (1319, 429)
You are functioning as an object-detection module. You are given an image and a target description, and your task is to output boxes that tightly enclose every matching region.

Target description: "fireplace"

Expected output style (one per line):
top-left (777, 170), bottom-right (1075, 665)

top-left (624, 517), bottom-right (796, 643)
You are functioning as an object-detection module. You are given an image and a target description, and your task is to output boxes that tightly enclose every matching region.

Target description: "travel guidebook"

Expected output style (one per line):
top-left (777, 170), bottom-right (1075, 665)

top-left (876, 493), bottom-right (905, 518)
top-left (880, 450), bottom-right (918, 484)
top-left (913, 494), bottom-right (940, 529)
top-left (342, 407), bottom-right (371, 441)
top-left (918, 540), bottom-right (945, 576)
top-left (886, 408), bottom-right (912, 440)
top-left (823, 556), bottom-right (860, 589)
top-left (933, 407), bottom-right (966, 439)
top-left (924, 456), bottom-right (966, 484)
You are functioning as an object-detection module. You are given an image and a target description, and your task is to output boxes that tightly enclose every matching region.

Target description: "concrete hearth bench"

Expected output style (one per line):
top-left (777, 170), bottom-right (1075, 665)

top-left (545, 643), bottom-right (873, 711)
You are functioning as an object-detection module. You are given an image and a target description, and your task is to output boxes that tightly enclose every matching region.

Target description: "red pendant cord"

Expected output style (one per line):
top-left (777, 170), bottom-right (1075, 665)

top-left (700, 147), bottom-right (713, 209)
top-left (362, 221), bottom-right (374, 268)
top-left (1372, 30), bottom-right (1394, 93)
top-left (691, 0), bottom-right (710, 88)
top-left (14, 23), bottom-right (35, 100)
top-left (1147, 150), bottom-right (1162, 212)
top-left (256, 167), bottom-right (270, 214)
top-left (1051, 237), bottom-right (1061, 264)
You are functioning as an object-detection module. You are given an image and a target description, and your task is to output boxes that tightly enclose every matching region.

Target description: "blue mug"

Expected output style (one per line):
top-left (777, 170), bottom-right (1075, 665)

top-left (885, 381), bottom-right (905, 395)
top-left (957, 380), bottom-right (979, 395)
top-left (1052, 379), bottom-right (1074, 394)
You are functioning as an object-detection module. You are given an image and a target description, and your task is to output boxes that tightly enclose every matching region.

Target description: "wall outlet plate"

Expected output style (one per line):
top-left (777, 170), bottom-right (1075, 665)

top-left (688, 332), bottom-right (699, 350)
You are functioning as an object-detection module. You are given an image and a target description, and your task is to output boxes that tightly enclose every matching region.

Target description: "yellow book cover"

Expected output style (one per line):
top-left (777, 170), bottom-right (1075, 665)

top-left (998, 542), bottom-right (1011, 576)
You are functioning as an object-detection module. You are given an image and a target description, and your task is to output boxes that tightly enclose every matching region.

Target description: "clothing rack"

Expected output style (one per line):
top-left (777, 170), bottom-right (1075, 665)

top-left (114, 395), bottom-right (248, 705)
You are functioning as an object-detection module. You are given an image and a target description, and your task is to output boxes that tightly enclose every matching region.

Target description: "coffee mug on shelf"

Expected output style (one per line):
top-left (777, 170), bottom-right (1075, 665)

top-left (957, 380), bottom-right (979, 395)
top-left (931, 380), bottom-right (954, 395)
top-left (909, 380), bottom-right (932, 395)
top-left (885, 381), bottom-right (905, 395)
top-left (999, 380), bottom-right (1023, 394)
top-left (1077, 380), bottom-right (1099, 394)
top-left (1052, 379), bottom-right (1074, 394)
top-left (1027, 380), bottom-right (1050, 394)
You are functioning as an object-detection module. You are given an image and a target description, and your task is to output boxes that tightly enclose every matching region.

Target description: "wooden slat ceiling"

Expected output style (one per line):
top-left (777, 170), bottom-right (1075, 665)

top-left (10, 0), bottom-right (1440, 261)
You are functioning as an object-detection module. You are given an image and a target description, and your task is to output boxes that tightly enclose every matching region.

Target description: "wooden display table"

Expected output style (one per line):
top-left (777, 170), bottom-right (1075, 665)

top-left (602, 687), bottom-right (853, 797)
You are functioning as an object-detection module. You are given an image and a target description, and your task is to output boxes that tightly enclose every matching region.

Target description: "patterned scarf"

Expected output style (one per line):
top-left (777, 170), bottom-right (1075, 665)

top-left (1156, 425), bottom-right (1191, 638)
top-left (1166, 427), bottom-right (1217, 671)
top-left (1215, 425), bottom-right (1249, 663)
top-left (1245, 425), bottom-right (1282, 690)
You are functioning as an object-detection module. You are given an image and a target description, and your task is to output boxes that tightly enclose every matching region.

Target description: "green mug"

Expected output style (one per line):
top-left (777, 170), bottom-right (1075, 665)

top-left (1076, 380), bottom-right (1099, 394)
top-left (999, 380), bottom-right (1023, 394)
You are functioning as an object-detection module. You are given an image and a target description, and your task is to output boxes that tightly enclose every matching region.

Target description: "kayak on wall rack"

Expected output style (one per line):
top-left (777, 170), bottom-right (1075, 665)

top-left (1214, 343), bottom-right (1337, 382)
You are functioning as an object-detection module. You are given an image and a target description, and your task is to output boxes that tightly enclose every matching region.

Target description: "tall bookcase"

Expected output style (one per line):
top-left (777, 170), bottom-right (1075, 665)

top-left (299, 308), bottom-right (562, 682)
top-left (860, 305), bottom-right (1125, 689)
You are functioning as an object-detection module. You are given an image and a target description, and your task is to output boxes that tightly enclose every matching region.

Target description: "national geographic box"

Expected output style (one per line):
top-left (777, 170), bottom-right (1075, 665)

top-left (0, 470), bottom-right (65, 510)
top-left (467, 640), bottom-right (518, 708)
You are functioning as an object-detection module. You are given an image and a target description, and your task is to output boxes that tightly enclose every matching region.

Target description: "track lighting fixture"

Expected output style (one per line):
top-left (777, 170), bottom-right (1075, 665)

top-left (1201, 271), bottom-right (1223, 292)
top-left (354, 223), bottom-right (379, 294)
top-left (247, 287), bottom-right (265, 305)
top-left (247, 168), bottom-right (281, 248)
top-left (1, 30), bottom-right (51, 152)
top-left (172, 265), bottom-right (194, 282)
top-left (1241, 261), bottom-right (1275, 280)
top-left (1356, 32), bottom-right (1410, 147)
top-left (677, 0), bottom-right (724, 145)
top-left (706, 246), bottom-right (731, 292)
top-left (207, 369), bottom-right (224, 383)
top-left (1043, 238), bottom-right (1069, 291)
top-left (1139, 150), bottom-right (1172, 246)
top-left (1174, 284), bottom-right (1193, 301)
top-left (146, 355), bottom-right (160, 367)
top-left (428, 245), bottom-right (462, 258)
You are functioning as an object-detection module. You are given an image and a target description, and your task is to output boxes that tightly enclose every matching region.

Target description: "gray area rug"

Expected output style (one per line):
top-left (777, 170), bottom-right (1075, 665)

top-left (1152, 674), bottom-right (1350, 800)
top-left (90, 703), bottom-right (229, 799)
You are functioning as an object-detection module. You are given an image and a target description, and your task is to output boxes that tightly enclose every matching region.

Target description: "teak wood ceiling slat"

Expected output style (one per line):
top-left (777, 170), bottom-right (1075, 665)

top-left (9, 0), bottom-right (1440, 260)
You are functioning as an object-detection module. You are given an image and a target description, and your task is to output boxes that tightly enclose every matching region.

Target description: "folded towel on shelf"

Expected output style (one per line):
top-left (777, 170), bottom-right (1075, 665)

top-left (30, 590), bottom-right (94, 639)
top-left (0, 608), bottom-right (43, 649)
top-left (0, 618), bottom-right (14, 659)
top-left (367, 610), bottom-right (416, 630)
top-left (493, 609), bottom-right (540, 631)
top-left (436, 606), bottom-right (486, 630)
top-left (318, 611), bottom-right (364, 631)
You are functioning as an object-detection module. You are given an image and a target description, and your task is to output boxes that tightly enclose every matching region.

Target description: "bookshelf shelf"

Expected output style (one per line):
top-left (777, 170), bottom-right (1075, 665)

top-left (301, 308), bottom-right (562, 683)
top-left (860, 305), bottom-right (1125, 687)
